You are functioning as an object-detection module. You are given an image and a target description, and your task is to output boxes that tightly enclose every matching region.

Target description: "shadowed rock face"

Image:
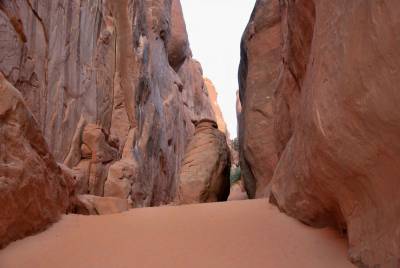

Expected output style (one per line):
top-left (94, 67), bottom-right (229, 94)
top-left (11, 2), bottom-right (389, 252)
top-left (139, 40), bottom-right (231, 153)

top-left (0, 0), bottom-right (219, 209)
top-left (178, 119), bottom-right (231, 204)
top-left (239, 0), bottom-right (400, 266)
top-left (238, 0), bottom-right (281, 198)
top-left (0, 73), bottom-right (71, 248)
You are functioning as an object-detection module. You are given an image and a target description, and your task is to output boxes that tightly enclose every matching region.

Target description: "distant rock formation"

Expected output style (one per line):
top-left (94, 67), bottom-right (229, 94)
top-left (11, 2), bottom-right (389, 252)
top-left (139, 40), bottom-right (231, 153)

top-left (228, 180), bottom-right (248, 201)
top-left (239, 0), bottom-right (400, 266)
top-left (204, 78), bottom-right (228, 136)
top-left (177, 119), bottom-right (231, 204)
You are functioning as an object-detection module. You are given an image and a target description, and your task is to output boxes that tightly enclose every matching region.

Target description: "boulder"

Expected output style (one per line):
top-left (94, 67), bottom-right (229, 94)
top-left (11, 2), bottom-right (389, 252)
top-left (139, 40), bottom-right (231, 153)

top-left (0, 73), bottom-right (71, 248)
top-left (178, 119), bottom-right (230, 204)
top-left (167, 0), bottom-right (191, 70)
top-left (72, 195), bottom-right (130, 215)
top-left (104, 159), bottom-right (137, 199)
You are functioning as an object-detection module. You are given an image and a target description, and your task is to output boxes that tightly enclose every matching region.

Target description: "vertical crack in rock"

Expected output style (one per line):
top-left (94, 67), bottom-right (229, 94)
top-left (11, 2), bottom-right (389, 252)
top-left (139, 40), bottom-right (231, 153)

top-left (25, 0), bottom-right (50, 136)
top-left (0, 1), bottom-right (27, 43)
top-left (25, 0), bottom-right (48, 43)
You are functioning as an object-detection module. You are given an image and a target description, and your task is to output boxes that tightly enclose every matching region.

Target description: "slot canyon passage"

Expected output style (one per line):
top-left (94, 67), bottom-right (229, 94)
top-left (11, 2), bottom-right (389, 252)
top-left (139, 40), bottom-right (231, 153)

top-left (0, 0), bottom-right (399, 267)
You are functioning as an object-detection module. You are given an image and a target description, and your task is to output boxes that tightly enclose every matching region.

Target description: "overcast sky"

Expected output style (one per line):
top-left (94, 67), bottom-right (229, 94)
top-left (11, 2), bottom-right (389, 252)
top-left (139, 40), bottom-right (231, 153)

top-left (180, 0), bottom-right (256, 138)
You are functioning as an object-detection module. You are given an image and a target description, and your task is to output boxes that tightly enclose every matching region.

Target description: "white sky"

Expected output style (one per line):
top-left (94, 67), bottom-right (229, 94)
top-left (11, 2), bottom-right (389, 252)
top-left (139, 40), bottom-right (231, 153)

top-left (180, 0), bottom-right (256, 138)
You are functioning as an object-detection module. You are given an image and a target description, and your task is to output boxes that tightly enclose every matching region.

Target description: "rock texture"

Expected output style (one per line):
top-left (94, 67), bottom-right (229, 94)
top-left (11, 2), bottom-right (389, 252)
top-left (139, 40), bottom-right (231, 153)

top-left (177, 119), bottom-right (230, 204)
top-left (204, 78), bottom-right (228, 135)
top-left (72, 195), bottom-right (130, 215)
top-left (0, 0), bottom-right (229, 247)
top-left (0, 0), bottom-right (219, 209)
top-left (0, 73), bottom-right (71, 248)
top-left (239, 0), bottom-right (400, 266)
top-left (238, 0), bottom-right (281, 198)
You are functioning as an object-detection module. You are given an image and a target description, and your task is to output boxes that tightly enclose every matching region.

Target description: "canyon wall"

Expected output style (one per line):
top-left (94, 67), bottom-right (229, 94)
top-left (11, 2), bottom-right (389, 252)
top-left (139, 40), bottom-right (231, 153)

top-left (0, 0), bottom-right (215, 205)
top-left (238, 0), bottom-right (281, 198)
top-left (0, 0), bottom-right (229, 245)
top-left (239, 0), bottom-right (400, 266)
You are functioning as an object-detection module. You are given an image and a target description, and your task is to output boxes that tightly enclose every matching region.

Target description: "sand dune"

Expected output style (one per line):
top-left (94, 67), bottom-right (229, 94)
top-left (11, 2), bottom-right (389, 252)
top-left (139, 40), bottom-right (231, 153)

top-left (0, 199), bottom-right (354, 268)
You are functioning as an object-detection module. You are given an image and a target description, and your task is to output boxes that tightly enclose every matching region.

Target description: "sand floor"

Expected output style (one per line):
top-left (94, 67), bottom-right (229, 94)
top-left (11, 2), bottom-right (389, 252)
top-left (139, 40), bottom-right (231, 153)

top-left (0, 199), bottom-right (354, 268)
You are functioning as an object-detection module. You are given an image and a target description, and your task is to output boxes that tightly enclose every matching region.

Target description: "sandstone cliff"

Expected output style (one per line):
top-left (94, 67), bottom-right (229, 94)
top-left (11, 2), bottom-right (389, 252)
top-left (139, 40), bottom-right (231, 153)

top-left (204, 78), bottom-right (228, 136)
top-left (0, 0), bottom-right (229, 245)
top-left (0, 0), bottom-right (217, 205)
top-left (239, 0), bottom-right (400, 266)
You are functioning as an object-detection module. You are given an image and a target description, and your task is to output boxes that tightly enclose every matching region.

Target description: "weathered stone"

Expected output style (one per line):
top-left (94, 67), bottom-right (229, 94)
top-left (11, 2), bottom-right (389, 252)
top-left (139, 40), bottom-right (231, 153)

top-left (82, 124), bottom-right (118, 164)
top-left (71, 160), bottom-right (91, 195)
top-left (64, 116), bottom-right (87, 168)
top-left (204, 78), bottom-right (228, 135)
top-left (0, 73), bottom-right (71, 248)
top-left (238, 0), bottom-right (281, 198)
top-left (104, 159), bottom-right (137, 199)
top-left (240, 0), bottom-right (400, 266)
top-left (0, 0), bottom-right (221, 209)
top-left (177, 120), bottom-right (231, 204)
top-left (0, 0), bottom-right (230, 247)
top-left (72, 195), bottom-right (130, 215)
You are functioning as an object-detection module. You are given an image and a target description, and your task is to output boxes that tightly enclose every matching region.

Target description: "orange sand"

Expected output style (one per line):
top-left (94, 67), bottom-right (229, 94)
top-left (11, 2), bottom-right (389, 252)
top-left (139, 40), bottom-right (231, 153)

top-left (0, 199), bottom-right (354, 268)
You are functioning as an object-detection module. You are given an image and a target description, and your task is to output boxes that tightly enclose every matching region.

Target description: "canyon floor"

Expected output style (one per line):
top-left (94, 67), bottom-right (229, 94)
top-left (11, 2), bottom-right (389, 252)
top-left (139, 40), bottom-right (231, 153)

top-left (0, 199), bottom-right (354, 268)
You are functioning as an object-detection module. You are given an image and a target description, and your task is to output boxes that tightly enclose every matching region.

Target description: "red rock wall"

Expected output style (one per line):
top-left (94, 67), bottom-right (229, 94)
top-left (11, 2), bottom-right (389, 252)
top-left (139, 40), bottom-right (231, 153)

top-left (0, 73), bottom-right (71, 248)
top-left (0, 0), bottom-right (217, 208)
top-left (239, 0), bottom-right (400, 266)
top-left (238, 0), bottom-right (281, 198)
top-left (204, 78), bottom-right (228, 136)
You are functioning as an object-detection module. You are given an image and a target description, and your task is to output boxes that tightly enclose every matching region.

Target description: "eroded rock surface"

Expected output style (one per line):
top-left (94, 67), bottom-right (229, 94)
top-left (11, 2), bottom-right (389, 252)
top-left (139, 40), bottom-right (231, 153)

top-left (0, 0), bottom-right (219, 209)
top-left (178, 120), bottom-right (230, 204)
top-left (204, 78), bottom-right (228, 135)
top-left (238, 0), bottom-right (281, 198)
top-left (0, 0), bottom-right (230, 247)
top-left (72, 195), bottom-right (130, 215)
top-left (0, 73), bottom-right (71, 248)
top-left (239, 0), bottom-right (400, 266)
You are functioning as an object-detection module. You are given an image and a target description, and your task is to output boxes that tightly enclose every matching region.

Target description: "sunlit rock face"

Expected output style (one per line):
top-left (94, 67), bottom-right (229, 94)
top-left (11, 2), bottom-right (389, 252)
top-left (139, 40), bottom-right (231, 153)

top-left (239, 0), bottom-right (400, 266)
top-left (177, 119), bottom-right (231, 204)
top-left (204, 78), bottom-right (228, 136)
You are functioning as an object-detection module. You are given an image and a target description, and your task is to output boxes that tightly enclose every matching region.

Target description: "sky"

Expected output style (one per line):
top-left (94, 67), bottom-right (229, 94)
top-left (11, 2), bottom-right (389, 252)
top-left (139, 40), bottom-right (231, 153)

top-left (180, 0), bottom-right (257, 138)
